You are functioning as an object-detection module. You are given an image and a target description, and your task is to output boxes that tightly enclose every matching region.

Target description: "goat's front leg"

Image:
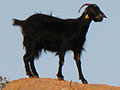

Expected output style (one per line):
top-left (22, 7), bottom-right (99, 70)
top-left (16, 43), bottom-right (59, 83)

top-left (74, 52), bottom-right (88, 84)
top-left (56, 52), bottom-right (65, 80)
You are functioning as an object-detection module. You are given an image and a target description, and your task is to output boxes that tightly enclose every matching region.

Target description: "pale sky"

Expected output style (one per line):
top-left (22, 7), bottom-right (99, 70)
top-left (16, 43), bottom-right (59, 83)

top-left (0, 0), bottom-right (120, 86)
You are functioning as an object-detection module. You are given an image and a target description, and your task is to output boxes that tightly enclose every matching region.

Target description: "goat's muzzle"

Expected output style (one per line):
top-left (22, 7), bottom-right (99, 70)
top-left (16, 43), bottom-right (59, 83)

top-left (95, 13), bottom-right (107, 22)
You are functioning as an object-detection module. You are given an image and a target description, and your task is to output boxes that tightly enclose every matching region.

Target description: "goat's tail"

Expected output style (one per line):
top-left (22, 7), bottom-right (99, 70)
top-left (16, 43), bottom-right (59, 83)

top-left (13, 19), bottom-right (24, 26)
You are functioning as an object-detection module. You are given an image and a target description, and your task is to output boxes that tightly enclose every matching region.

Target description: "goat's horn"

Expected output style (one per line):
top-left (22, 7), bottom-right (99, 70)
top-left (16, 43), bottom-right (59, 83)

top-left (78, 3), bottom-right (91, 13)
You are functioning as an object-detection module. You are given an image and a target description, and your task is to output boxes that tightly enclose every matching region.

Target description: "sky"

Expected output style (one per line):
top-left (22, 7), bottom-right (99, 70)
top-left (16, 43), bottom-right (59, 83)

top-left (0, 0), bottom-right (120, 86)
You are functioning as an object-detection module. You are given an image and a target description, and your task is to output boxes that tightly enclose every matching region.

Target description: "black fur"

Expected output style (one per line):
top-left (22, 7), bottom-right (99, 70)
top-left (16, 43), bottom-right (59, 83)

top-left (13, 4), bottom-right (106, 84)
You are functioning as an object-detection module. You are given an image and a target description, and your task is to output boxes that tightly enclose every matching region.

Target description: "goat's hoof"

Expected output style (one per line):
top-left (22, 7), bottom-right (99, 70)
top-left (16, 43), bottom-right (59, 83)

top-left (58, 77), bottom-right (64, 80)
top-left (56, 74), bottom-right (64, 80)
top-left (57, 76), bottom-right (64, 80)
top-left (82, 80), bottom-right (88, 84)
top-left (30, 75), bottom-right (39, 78)
top-left (26, 72), bottom-right (34, 77)
top-left (26, 72), bottom-right (30, 76)
top-left (33, 75), bottom-right (39, 78)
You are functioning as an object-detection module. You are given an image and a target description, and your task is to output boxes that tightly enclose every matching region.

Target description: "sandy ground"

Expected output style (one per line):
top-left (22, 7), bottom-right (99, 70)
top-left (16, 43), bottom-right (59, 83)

top-left (3, 78), bottom-right (120, 90)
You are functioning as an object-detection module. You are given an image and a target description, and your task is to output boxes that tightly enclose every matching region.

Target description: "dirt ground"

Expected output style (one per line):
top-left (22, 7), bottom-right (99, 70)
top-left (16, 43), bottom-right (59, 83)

top-left (3, 78), bottom-right (120, 90)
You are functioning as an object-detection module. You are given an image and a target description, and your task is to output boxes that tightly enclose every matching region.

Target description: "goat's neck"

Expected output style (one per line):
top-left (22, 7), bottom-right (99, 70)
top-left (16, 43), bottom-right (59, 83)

top-left (77, 13), bottom-right (92, 35)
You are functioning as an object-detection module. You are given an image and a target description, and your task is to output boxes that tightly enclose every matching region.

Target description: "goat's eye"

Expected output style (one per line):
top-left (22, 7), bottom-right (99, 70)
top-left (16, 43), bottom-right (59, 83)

top-left (96, 7), bottom-right (100, 11)
top-left (94, 8), bottom-right (100, 14)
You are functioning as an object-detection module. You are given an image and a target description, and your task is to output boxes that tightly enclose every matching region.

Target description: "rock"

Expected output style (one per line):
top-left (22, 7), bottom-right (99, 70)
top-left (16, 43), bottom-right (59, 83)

top-left (3, 78), bottom-right (120, 90)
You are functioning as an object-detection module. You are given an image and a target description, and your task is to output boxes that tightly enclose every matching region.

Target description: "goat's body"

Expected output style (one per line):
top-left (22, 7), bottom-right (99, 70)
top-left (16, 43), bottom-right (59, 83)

top-left (13, 4), bottom-right (106, 84)
top-left (15, 13), bottom-right (90, 58)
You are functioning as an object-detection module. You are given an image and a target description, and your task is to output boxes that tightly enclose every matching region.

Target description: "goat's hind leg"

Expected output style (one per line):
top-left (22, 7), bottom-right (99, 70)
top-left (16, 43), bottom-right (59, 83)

top-left (74, 52), bottom-right (88, 84)
top-left (23, 54), bottom-right (39, 78)
top-left (30, 60), bottom-right (39, 78)
top-left (56, 52), bottom-right (65, 80)
top-left (29, 44), bottom-right (40, 78)
top-left (23, 54), bottom-right (33, 77)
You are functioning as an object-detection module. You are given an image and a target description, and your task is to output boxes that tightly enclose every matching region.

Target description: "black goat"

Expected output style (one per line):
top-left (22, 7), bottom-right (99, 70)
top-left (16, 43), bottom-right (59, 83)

top-left (13, 3), bottom-right (106, 84)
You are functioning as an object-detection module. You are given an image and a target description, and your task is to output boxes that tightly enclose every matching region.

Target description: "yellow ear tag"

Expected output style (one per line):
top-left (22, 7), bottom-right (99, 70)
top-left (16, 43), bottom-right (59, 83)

top-left (85, 14), bottom-right (90, 19)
